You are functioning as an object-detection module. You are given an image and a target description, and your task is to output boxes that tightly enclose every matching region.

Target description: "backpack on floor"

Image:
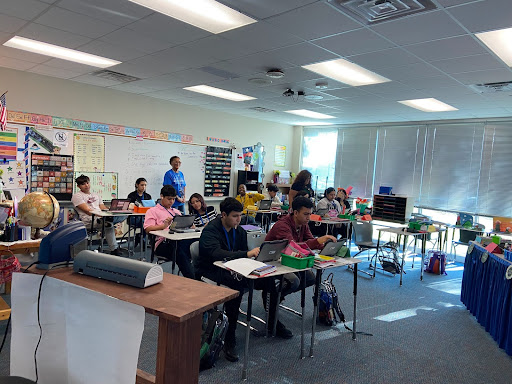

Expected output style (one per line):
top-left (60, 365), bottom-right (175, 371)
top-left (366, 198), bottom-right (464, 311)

top-left (377, 241), bottom-right (401, 275)
top-left (199, 309), bottom-right (228, 370)
top-left (425, 250), bottom-right (447, 275)
top-left (317, 273), bottom-right (351, 331)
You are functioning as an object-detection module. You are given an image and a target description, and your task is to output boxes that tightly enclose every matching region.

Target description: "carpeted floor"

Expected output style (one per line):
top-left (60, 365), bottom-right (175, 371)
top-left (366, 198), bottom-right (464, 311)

top-left (2, 247), bottom-right (512, 383)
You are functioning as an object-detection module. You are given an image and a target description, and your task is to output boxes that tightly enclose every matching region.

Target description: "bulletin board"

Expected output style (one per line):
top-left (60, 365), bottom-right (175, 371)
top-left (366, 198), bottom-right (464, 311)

top-left (73, 172), bottom-right (118, 201)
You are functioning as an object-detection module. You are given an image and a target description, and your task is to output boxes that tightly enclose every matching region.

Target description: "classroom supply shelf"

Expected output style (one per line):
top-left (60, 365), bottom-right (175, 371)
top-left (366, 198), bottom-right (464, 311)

top-left (372, 194), bottom-right (413, 224)
top-left (238, 171), bottom-right (259, 192)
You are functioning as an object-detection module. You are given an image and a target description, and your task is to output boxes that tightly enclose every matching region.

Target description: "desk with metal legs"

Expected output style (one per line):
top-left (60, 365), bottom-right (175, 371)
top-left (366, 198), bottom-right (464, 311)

top-left (309, 257), bottom-right (362, 358)
top-left (89, 211), bottom-right (144, 254)
top-left (213, 260), bottom-right (311, 380)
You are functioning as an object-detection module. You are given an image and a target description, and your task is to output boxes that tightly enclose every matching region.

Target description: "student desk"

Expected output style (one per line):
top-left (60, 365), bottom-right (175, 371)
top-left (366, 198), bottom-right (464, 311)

top-left (90, 210), bottom-right (144, 255)
top-left (309, 257), bottom-right (362, 357)
top-left (213, 260), bottom-right (312, 380)
top-left (24, 265), bottom-right (237, 384)
top-left (148, 229), bottom-right (202, 269)
top-left (247, 208), bottom-right (284, 232)
top-left (376, 226), bottom-right (447, 286)
top-left (310, 217), bottom-right (353, 246)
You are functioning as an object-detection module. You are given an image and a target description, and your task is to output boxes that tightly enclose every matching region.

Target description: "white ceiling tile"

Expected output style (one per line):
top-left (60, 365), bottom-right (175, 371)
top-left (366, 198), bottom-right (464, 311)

top-left (18, 23), bottom-right (92, 48)
top-left (0, 0), bottom-right (51, 20)
top-left (437, 0), bottom-right (477, 6)
top-left (33, 7), bottom-right (119, 39)
top-left (205, 78), bottom-right (277, 99)
top-left (127, 13), bottom-right (210, 46)
top-left (293, 77), bottom-right (350, 92)
top-left (108, 83), bottom-right (155, 94)
top-left (151, 46), bottom-right (219, 73)
top-left (266, 2), bottom-right (362, 40)
top-left (99, 27), bottom-right (173, 55)
top-left (141, 69), bottom-right (228, 90)
top-left (78, 40), bottom-right (146, 62)
top-left (377, 62), bottom-right (443, 81)
top-left (209, 52), bottom-right (296, 78)
top-left (42, 57), bottom-right (98, 72)
top-left (0, 13), bottom-right (28, 33)
top-left (0, 55), bottom-right (38, 70)
top-left (371, 10), bottom-right (466, 46)
top-left (430, 54), bottom-right (507, 74)
top-left (71, 74), bottom-right (123, 87)
top-left (348, 48), bottom-right (421, 71)
top-left (56, 0), bottom-right (152, 26)
top-left (451, 68), bottom-right (512, 85)
top-left (0, 45), bottom-right (49, 64)
top-left (267, 43), bottom-right (338, 67)
top-left (425, 85), bottom-right (477, 98)
top-left (405, 36), bottom-right (488, 62)
top-left (403, 75), bottom-right (465, 90)
top-left (313, 28), bottom-right (395, 56)
top-left (222, 21), bottom-right (302, 53)
top-left (180, 36), bottom-right (260, 61)
top-left (322, 87), bottom-right (371, 99)
top-left (447, 0), bottom-right (512, 33)
top-left (28, 63), bottom-right (85, 79)
top-left (217, 0), bottom-right (316, 19)
top-left (144, 88), bottom-right (195, 100)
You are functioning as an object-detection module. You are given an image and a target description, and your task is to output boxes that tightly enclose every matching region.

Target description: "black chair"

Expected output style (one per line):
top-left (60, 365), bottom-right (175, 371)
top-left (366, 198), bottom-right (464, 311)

top-left (351, 221), bottom-right (380, 277)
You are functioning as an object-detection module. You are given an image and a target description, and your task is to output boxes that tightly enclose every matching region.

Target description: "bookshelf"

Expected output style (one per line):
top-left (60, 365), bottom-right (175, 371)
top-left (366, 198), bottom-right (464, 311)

top-left (237, 170), bottom-right (259, 192)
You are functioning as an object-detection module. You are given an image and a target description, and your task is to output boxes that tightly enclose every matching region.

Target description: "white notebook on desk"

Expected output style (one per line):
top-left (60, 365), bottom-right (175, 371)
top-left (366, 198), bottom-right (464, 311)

top-left (224, 258), bottom-right (268, 277)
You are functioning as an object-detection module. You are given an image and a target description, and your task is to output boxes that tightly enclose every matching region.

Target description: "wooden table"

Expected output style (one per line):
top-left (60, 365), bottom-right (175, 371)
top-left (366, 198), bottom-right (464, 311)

top-left (26, 266), bottom-right (238, 384)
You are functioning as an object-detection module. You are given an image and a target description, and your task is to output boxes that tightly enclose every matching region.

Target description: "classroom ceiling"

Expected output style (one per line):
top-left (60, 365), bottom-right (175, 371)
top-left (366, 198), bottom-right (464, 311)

top-left (0, 0), bottom-right (511, 126)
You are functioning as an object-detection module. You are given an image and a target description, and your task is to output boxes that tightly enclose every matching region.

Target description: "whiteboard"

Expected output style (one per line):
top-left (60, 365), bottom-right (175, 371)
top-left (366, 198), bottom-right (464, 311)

top-left (104, 135), bottom-right (206, 200)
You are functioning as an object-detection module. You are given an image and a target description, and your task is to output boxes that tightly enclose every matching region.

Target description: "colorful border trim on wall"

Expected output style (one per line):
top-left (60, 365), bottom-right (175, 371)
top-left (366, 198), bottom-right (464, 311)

top-left (7, 110), bottom-right (193, 143)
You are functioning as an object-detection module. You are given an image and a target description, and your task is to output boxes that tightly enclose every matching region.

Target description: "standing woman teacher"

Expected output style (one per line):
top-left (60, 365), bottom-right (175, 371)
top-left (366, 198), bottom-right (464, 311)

top-left (163, 156), bottom-right (186, 213)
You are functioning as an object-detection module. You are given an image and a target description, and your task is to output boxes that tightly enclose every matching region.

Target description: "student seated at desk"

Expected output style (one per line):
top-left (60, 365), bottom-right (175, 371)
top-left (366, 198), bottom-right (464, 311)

top-left (196, 197), bottom-right (274, 363)
top-left (71, 174), bottom-right (125, 256)
top-left (317, 187), bottom-right (342, 216)
top-left (264, 197), bottom-right (336, 335)
top-left (235, 184), bottom-right (265, 225)
top-left (335, 188), bottom-right (351, 213)
top-left (127, 177), bottom-right (152, 247)
top-left (127, 177), bottom-right (152, 204)
top-left (143, 185), bottom-right (195, 279)
top-left (188, 193), bottom-right (217, 227)
top-left (265, 184), bottom-right (283, 208)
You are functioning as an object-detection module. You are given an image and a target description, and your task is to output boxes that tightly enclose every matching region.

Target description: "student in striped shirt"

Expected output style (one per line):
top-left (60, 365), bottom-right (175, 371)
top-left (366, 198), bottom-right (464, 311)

top-left (188, 193), bottom-right (218, 227)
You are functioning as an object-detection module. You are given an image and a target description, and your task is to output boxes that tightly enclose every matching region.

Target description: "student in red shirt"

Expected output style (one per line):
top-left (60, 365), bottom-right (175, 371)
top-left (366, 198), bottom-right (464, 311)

top-left (265, 196), bottom-right (336, 337)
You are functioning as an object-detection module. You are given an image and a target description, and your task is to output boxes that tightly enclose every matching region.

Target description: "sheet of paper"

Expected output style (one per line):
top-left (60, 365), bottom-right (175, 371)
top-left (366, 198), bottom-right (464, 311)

top-left (10, 273), bottom-right (145, 384)
top-left (224, 258), bottom-right (267, 277)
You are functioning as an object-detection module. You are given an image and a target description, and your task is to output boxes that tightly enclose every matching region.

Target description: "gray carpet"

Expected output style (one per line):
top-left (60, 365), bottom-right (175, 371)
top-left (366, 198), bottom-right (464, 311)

top-left (2, 247), bottom-right (512, 383)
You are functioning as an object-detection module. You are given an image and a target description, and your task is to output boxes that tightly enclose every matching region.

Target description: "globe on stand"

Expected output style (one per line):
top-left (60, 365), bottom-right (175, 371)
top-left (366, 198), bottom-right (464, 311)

top-left (17, 192), bottom-right (60, 228)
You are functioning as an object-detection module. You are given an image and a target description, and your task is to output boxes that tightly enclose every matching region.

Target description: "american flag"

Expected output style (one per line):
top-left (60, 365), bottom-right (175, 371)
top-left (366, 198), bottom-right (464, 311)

top-left (0, 92), bottom-right (7, 131)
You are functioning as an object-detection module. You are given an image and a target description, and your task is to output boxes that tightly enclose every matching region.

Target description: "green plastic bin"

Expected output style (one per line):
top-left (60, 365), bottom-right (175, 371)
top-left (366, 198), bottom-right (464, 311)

top-left (280, 253), bottom-right (315, 269)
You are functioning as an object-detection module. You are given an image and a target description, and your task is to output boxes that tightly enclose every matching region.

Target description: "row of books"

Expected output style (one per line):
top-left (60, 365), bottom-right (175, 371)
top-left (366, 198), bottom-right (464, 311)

top-left (314, 255), bottom-right (338, 268)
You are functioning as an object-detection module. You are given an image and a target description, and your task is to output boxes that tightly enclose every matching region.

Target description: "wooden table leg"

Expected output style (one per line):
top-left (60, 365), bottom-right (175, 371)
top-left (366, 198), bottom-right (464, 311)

top-left (155, 314), bottom-right (202, 384)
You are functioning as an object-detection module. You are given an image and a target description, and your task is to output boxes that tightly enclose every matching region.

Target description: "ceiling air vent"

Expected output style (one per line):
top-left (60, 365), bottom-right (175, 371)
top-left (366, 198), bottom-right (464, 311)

top-left (91, 70), bottom-right (140, 83)
top-left (249, 107), bottom-right (275, 113)
top-left (469, 81), bottom-right (512, 94)
top-left (327, 0), bottom-right (437, 24)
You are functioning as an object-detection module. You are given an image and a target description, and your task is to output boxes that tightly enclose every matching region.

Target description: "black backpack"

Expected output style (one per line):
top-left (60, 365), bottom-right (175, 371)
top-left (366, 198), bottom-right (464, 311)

top-left (317, 273), bottom-right (351, 331)
top-left (199, 309), bottom-right (228, 370)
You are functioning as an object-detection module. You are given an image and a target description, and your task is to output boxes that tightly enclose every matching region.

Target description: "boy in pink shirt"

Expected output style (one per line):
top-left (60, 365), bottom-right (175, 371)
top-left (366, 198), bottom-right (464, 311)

top-left (144, 185), bottom-right (195, 279)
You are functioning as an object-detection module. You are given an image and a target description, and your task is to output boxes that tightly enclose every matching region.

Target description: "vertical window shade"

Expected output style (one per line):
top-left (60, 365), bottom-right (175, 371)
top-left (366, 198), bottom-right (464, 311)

top-left (335, 127), bottom-right (377, 198)
top-left (301, 128), bottom-right (337, 194)
top-left (478, 123), bottom-right (512, 217)
top-left (419, 123), bottom-right (484, 212)
top-left (374, 126), bottom-right (426, 203)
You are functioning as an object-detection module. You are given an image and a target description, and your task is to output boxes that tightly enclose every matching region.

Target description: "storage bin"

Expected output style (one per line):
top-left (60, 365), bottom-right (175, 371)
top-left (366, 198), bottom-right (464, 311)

top-left (504, 249), bottom-right (512, 262)
top-left (134, 206), bottom-right (150, 213)
top-left (460, 229), bottom-right (482, 244)
top-left (280, 253), bottom-right (315, 269)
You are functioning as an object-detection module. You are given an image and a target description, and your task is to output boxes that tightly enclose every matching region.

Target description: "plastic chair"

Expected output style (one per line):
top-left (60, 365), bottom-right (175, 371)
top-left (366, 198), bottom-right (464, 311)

top-left (351, 221), bottom-right (380, 277)
top-left (247, 232), bottom-right (266, 250)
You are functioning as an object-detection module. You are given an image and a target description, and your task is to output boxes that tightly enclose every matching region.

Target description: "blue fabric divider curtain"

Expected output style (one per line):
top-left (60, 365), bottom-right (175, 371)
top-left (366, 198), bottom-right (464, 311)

top-left (461, 244), bottom-right (512, 355)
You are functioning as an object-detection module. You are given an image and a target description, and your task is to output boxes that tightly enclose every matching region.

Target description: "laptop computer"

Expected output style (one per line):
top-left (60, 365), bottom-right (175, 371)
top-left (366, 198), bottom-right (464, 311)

top-left (318, 240), bottom-right (346, 257)
top-left (259, 200), bottom-right (271, 210)
top-left (169, 215), bottom-right (199, 233)
top-left (109, 199), bottom-right (132, 213)
top-left (256, 239), bottom-right (289, 262)
top-left (316, 208), bottom-right (329, 216)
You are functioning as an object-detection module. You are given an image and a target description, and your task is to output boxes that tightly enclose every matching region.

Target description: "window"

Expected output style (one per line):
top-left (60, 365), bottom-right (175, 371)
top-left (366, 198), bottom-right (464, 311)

top-left (301, 128), bottom-right (337, 194)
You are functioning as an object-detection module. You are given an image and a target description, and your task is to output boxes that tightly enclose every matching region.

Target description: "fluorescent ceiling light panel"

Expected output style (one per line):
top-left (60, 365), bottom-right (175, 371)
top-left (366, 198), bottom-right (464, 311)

top-left (302, 58), bottom-right (390, 86)
top-left (184, 85), bottom-right (256, 101)
top-left (3, 36), bottom-right (121, 68)
top-left (295, 122), bottom-right (336, 126)
top-left (398, 98), bottom-right (458, 112)
top-left (476, 27), bottom-right (512, 67)
top-left (285, 109), bottom-right (336, 119)
top-left (128, 0), bottom-right (256, 34)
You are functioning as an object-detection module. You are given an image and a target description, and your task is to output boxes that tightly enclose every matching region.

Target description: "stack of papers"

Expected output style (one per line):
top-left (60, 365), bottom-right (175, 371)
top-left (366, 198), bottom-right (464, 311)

top-left (314, 255), bottom-right (337, 268)
top-left (224, 258), bottom-right (275, 277)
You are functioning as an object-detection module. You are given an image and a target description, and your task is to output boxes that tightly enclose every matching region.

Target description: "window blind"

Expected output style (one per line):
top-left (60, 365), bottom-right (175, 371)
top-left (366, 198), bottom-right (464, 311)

top-left (335, 127), bottom-right (377, 198)
top-left (374, 125), bottom-right (426, 203)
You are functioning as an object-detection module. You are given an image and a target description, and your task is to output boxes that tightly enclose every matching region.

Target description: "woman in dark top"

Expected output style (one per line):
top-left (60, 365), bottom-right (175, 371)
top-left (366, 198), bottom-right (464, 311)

top-left (187, 193), bottom-right (218, 227)
top-left (289, 170), bottom-right (314, 207)
top-left (127, 178), bottom-right (152, 247)
top-left (127, 178), bottom-right (152, 204)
